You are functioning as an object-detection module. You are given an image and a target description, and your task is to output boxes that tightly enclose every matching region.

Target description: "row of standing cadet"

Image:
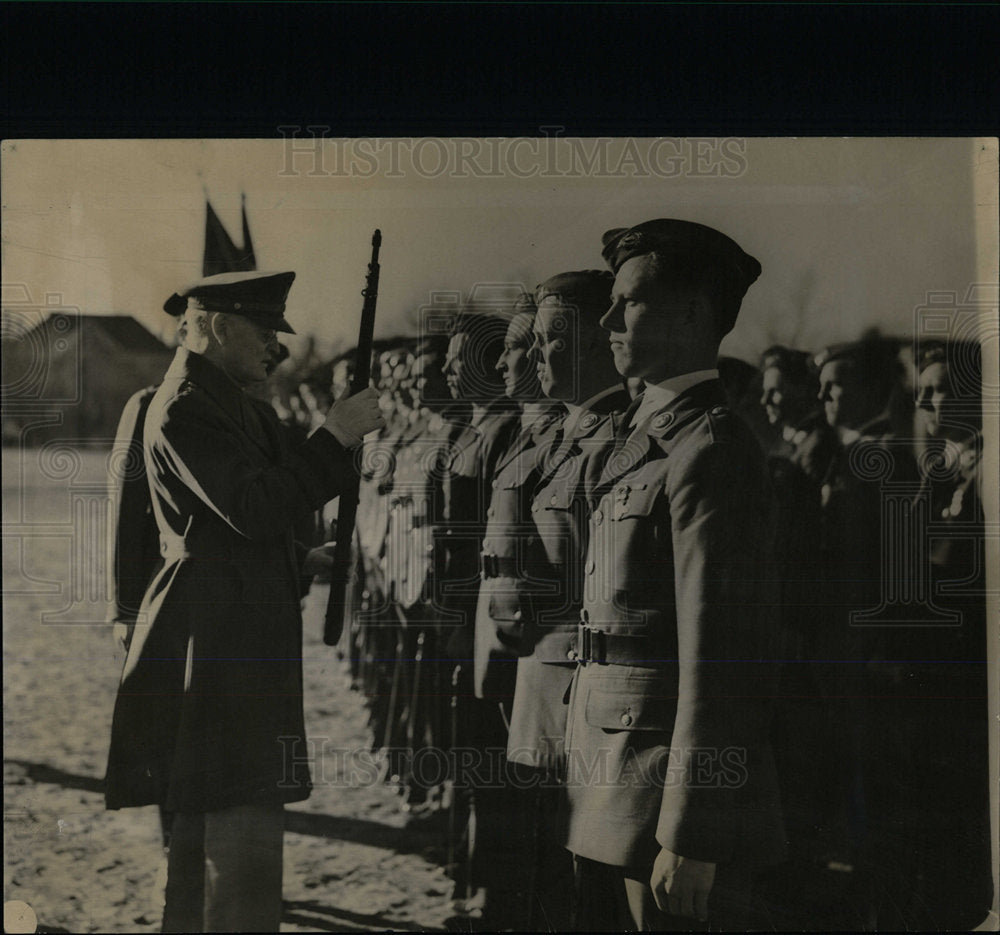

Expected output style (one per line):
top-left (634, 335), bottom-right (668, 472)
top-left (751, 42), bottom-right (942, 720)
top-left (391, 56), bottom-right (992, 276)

top-left (280, 319), bottom-right (993, 931)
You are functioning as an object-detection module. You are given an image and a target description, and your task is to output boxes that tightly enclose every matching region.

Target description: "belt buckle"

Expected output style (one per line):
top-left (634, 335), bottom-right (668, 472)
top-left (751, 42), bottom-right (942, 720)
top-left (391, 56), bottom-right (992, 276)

top-left (481, 552), bottom-right (497, 578)
top-left (579, 625), bottom-right (605, 665)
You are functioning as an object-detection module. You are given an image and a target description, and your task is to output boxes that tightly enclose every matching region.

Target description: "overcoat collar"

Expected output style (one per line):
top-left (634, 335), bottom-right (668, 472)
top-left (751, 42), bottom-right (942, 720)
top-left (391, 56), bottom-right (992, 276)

top-left (164, 348), bottom-right (275, 457)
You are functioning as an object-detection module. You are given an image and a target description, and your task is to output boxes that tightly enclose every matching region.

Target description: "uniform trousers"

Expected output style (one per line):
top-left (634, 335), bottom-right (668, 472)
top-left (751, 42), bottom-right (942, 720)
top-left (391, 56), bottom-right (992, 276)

top-left (509, 765), bottom-right (574, 932)
top-left (572, 855), bottom-right (759, 932)
top-left (161, 804), bottom-right (284, 933)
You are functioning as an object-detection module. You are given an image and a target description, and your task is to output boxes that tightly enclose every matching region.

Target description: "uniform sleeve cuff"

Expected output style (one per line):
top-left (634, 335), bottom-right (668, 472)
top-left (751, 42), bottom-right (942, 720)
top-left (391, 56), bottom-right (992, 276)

top-left (322, 421), bottom-right (363, 449)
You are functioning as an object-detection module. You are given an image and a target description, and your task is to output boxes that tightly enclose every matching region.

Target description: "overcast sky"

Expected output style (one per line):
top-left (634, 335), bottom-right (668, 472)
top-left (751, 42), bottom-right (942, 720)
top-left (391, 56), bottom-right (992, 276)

top-left (2, 137), bottom-right (995, 361)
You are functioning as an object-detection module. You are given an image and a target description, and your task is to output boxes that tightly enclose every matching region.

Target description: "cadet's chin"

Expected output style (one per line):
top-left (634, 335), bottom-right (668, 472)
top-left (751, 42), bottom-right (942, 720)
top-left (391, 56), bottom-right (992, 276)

top-left (610, 345), bottom-right (637, 378)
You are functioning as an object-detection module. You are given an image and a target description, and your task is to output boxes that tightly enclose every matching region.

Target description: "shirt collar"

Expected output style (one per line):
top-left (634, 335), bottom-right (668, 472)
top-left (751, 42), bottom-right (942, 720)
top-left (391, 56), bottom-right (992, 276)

top-left (520, 401), bottom-right (553, 433)
top-left (469, 404), bottom-right (490, 427)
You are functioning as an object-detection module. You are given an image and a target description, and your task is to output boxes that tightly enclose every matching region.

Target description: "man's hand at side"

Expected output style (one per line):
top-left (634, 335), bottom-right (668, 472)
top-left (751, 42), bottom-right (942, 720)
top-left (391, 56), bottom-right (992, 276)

top-left (651, 847), bottom-right (716, 921)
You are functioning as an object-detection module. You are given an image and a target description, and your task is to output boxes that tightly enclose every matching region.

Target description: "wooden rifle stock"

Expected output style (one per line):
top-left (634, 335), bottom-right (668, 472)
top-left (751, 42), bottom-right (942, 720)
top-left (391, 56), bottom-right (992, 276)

top-left (323, 229), bottom-right (381, 645)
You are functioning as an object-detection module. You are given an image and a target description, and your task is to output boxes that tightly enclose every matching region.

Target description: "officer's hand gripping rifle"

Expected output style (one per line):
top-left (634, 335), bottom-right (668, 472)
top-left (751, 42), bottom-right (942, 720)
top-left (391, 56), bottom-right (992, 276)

top-left (324, 229), bottom-right (381, 646)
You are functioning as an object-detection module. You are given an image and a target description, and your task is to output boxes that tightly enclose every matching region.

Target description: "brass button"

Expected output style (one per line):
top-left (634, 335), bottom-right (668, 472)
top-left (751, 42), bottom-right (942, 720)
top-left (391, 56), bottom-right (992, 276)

top-left (550, 495), bottom-right (558, 505)
top-left (620, 712), bottom-right (633, 727)
top-left (593, 509), bottom-right (604, 524)
top-left (513, 610), bottom-right (522, 621)
top-left (491, 479), bottom-right (498, 488)
top-left (585, 560), bottom-right (595, 575)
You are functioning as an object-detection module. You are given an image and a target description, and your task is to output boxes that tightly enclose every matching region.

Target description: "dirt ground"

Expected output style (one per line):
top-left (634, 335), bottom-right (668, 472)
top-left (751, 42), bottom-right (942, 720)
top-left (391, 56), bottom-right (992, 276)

top-left (3, 447), bottom-right (455, 933)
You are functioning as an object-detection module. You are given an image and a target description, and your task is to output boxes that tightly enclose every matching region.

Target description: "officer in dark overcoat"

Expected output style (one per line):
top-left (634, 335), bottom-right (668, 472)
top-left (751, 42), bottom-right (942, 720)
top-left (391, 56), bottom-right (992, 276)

top-left (104, 269), bottom-right (384, 932)
top-left (563, 220), bottom-right (786, 929)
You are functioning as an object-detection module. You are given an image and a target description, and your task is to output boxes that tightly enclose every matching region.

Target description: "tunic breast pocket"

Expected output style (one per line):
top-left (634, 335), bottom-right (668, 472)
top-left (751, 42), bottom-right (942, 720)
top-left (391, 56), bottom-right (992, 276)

top-left (609, 480), bottom-right (672, 550)
top-left (609, 482), bottom-right (658, 521)
top-left (535, 486), bottom-right (577, 567)
top-left (540, 486), bottom-right (574, 512)
top-left (584, 683), bottom-right (677, 733)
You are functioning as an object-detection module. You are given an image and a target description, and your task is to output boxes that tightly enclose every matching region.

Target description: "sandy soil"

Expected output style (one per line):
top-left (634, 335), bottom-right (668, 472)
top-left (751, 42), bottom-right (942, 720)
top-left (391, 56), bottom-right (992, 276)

top-left (3, 447), bottom-right (454, 933)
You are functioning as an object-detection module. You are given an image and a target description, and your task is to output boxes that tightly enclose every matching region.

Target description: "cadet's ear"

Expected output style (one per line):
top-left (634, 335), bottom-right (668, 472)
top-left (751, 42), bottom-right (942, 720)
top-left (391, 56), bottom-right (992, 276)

top-left (686, 293), bottom-right (719, 342)
top-left (210, 312), bottom-right (231, 345)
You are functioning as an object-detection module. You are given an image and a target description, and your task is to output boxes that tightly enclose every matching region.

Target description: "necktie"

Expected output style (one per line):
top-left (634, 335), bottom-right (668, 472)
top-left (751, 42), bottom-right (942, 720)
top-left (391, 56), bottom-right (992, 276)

top-left (612, 396), bottom-right (643, 456)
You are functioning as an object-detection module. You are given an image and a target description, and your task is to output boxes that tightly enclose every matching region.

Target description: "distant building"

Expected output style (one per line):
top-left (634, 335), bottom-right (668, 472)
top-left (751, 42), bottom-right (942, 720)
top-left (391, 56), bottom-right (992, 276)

top-left (2, 313), bottom-right (174, 446)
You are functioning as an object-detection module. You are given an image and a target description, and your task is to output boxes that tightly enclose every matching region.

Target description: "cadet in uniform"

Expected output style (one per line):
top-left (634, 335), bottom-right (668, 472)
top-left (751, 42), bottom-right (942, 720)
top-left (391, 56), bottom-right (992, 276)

top-left (463, 293), bottom-right (564, 929)
top-left (104, 269), bottom-right (384, 932)
top-left (436, 308), bottom-right (521, 920)
top-left (564, 219), bottom-right (786, 929)
top-left (497, 270), bottom-right (631, 930)
top-left (388, 338), bottom-right (454, 807)
top-left (862, 340), bottom-right (992, 930)
top-left (812, 338), bottom-right (922, 926)
top-left (754, 346), bottom-right (842, 880)
top-left (473, 293), bottom-right (554, 700)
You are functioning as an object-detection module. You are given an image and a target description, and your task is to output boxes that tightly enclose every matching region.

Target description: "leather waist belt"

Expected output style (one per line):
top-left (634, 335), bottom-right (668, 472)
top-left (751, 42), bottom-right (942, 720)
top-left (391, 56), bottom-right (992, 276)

top-left (481, 553), bottom-right (520, 579)
top-left (480, 552), bottom-right (566, 580)
top-left (159, 536), bottom-right (232, 563)
top-left (574, 623), bottom-right (666, 668)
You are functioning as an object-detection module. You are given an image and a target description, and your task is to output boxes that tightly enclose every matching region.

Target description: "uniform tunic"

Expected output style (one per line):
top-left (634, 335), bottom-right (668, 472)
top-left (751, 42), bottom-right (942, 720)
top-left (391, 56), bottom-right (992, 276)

top-left (434, 400), bottom-right (519, 653)
top-left (564, 379), bottom-right (786, 870)
top-left (505, 388), bottom-right (631, 774)
top-left (105, 348), bottom-right (354, 813)
top-left (473, 404), bottom-right (565, 698)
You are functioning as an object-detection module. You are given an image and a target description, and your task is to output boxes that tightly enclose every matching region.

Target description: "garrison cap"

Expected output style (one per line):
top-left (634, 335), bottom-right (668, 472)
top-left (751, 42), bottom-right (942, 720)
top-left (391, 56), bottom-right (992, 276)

top-left (163, 270), bottom-right (297, 334)
top-left (760, 345), bottom-right (814, 384)
top-left (601, 219), bottom-right (761, 336)
top-left (813, 340), bottom-right (889, 373)
top-left (814, 337), bottom-right (904, 400)
top-left (513, 290), bottom-right (537, 315)
top-left (916, 338), bottom-right (982, 376)
top-left (535, 269), bottom-right (615, 319)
